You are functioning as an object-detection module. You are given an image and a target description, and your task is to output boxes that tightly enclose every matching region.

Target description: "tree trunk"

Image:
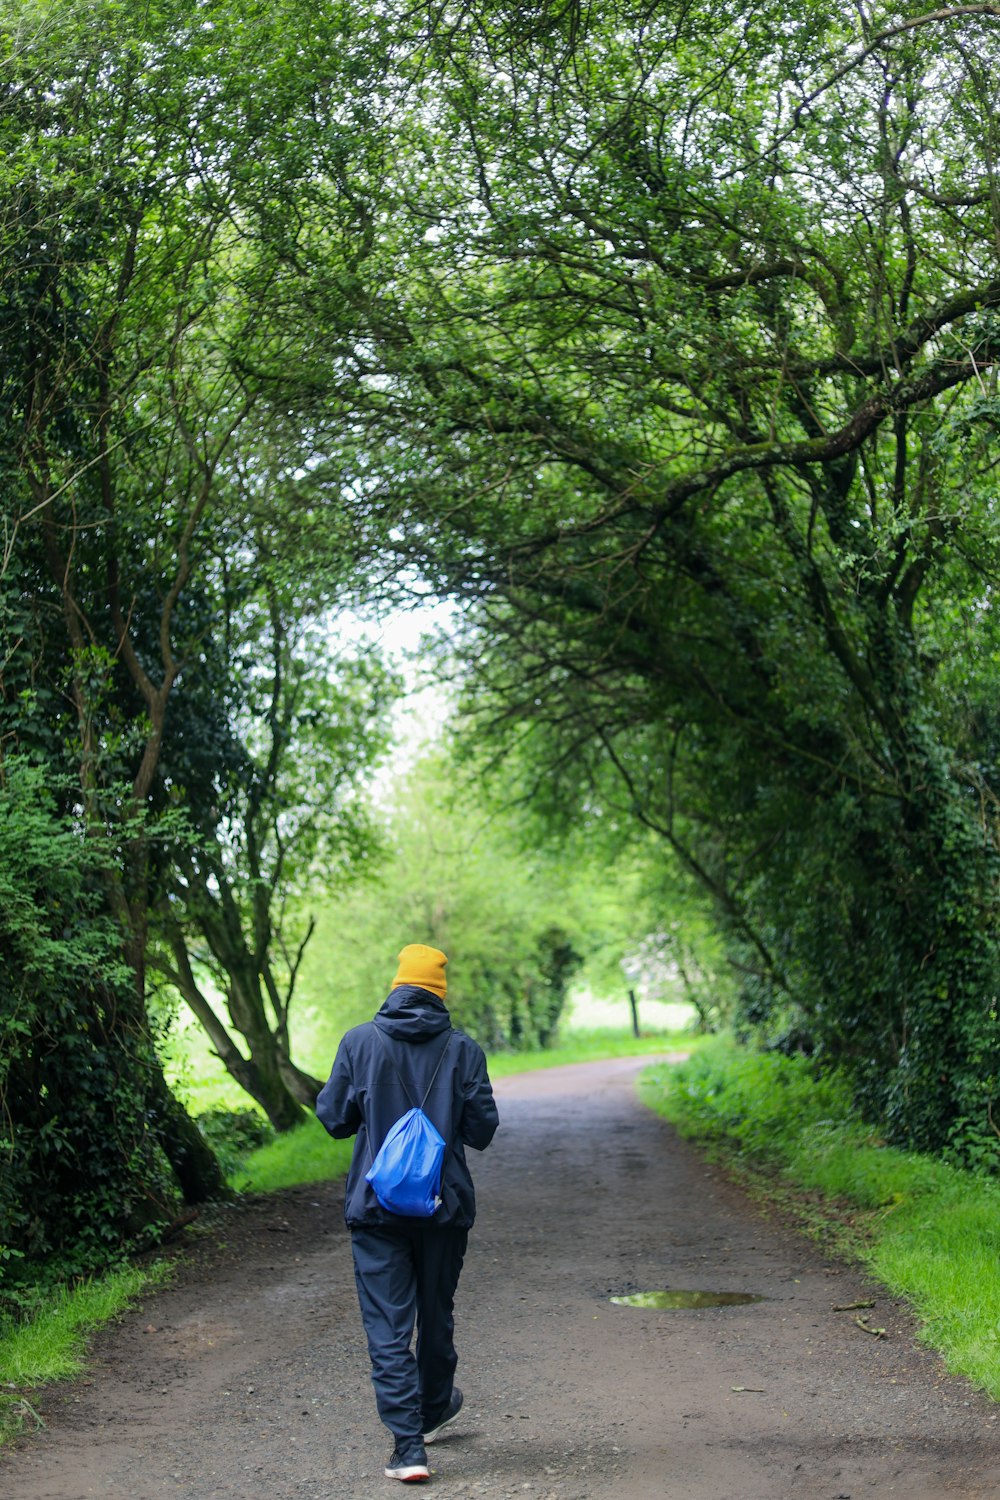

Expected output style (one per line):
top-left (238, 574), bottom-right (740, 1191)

top-left (146, 1065), bottom-right (230, 1203)
top-left (247, 1041), bottom-right (307, 1131)
top-left (886, 782), bottom-right (999, 1154)
top-left (226, 965), bottom-right (308, 1131)
top-left (278, 1053), bottom-right (325, 1107)
top-left (115, 921), bottom-right (230, 1204)
top-left (157, 928), bottom-right (307, 1131)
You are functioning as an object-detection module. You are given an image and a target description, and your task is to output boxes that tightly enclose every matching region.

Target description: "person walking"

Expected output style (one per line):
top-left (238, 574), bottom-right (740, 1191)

top-left (316, 943), bottom-right (499, 1483)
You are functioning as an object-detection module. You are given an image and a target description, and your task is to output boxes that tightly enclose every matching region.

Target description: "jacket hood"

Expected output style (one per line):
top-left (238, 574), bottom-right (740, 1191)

top-left (374, 984), bottom-right (452, 1042)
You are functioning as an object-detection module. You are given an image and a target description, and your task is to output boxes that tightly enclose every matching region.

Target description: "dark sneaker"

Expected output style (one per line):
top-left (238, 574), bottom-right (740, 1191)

top-left (423, 1386), bottom-right (463, 1445)
top-left (384, 1444), bottom-right (429, 1482)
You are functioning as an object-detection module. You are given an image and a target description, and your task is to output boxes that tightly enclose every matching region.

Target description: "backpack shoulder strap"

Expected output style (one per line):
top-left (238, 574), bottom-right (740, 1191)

top-left (418, 1031), bottom-right (453, 1111)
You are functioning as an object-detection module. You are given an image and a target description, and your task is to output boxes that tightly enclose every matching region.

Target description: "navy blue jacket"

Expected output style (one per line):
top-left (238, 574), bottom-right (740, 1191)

top-left (316, 985), bottom-right (499, 1229)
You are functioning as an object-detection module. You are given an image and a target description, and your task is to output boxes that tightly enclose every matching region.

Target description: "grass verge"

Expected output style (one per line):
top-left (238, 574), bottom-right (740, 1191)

top-left (639, 1036), bottom-right (1000, 1400)
top-left (0, 1262), bottom-right (173, 1445)
top-left (228, 1115), bottom-right (354, 1193)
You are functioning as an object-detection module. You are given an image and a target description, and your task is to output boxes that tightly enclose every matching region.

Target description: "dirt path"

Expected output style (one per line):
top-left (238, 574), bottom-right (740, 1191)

top-left (5, 1056), bottom-right (999, 1500)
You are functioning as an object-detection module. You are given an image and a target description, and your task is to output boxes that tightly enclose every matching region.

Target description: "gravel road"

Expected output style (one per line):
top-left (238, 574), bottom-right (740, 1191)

top-left (4, 1055), bottom-right (999, 1499)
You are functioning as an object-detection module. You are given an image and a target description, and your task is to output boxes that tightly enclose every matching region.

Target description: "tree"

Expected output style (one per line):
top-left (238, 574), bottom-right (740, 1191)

top-left (0, 0), bottom-right (321, 1200)
top-left (149, 599), bottom-right (397, 1130)
top-left (0, 0), bottom-right (398, 1244)
top-left (296, 2), bottom-right (1000, 1160)
top-left (297, 750), bottom-right (588, 1054)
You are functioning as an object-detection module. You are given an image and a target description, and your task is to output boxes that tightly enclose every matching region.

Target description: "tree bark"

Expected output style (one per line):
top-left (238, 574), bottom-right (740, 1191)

top-left (146, 1065), bottom-right (230, 1204)
top-left (278, 1053), bottom-right (325, 1106)
top-left (156, 927), bottom-right (307, 1131)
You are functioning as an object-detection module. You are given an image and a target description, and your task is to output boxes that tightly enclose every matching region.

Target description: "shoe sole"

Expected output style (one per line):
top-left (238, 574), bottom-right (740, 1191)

top-left (385, 1465), bottom-right (430, 1482)
top-left (423, 1408), bottom-right (461, 1445)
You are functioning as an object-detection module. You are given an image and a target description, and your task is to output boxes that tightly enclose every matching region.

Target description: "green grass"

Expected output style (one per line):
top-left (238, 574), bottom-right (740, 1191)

top-left (228, 1114), bottom-right (355, 1192)
top-left (640, 1036), bottom-right (1000, 1400)
top-left (0, 1262), bottom-right (172, 1445)
top-left (0, 1263), bottom-right (173, 1387)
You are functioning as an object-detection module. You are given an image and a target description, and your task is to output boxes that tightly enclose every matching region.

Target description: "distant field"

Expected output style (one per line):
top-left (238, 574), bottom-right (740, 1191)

top-left (563, 987), bottom-right (694, 1034)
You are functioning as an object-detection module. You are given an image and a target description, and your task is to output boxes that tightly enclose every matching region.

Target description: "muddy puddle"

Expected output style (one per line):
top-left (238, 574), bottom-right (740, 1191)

top-left (610, 1289), bottom-right (766, 1309)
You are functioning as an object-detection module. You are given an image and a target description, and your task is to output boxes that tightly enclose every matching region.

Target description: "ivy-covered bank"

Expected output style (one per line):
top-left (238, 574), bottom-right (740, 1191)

top-left (640, 1041), bottom-right (1000, 1401)
top-left (0, 762), bottom-right (182, 1284)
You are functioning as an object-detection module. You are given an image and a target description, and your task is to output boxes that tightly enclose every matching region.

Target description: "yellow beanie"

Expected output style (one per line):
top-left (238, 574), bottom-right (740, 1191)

top-left (393, 943), bottom-right (448, 999)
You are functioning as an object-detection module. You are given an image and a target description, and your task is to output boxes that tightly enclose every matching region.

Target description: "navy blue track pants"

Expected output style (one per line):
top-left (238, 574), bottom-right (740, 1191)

top-left (350, 1224), bottom-right (469, 1444)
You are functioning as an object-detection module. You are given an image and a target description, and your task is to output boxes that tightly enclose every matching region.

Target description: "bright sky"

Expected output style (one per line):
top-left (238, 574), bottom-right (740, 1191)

top-left (335, 597), bottom-right (460, 780)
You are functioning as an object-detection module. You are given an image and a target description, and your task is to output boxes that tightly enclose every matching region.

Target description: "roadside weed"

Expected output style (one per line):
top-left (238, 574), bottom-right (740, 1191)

top-left (0, 1262), bottom-right (173, 1388)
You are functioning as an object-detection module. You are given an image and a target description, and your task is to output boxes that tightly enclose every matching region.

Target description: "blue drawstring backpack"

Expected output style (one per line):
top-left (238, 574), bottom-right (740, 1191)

top-left (365, 1030), bottom-right (453, 1217)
